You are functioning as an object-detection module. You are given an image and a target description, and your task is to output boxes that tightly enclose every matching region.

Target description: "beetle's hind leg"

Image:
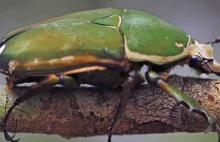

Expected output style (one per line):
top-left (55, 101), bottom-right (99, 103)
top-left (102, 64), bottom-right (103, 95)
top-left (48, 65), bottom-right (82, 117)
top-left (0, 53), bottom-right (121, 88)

top-left (145, 71), bottom-right (220, 136)
top-left (3, 75), bottom-right (61, 142)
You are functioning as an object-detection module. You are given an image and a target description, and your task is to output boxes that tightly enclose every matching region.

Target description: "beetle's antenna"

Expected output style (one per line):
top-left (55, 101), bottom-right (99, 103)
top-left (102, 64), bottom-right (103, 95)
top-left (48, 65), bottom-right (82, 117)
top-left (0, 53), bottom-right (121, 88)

top-left (205, 36), bottom-right (220, 45)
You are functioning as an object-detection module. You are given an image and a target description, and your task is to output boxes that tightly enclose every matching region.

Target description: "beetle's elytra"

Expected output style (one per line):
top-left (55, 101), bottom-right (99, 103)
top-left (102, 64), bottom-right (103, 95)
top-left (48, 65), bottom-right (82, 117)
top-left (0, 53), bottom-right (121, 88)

top-left (0, 8), bottom-right (220, 142)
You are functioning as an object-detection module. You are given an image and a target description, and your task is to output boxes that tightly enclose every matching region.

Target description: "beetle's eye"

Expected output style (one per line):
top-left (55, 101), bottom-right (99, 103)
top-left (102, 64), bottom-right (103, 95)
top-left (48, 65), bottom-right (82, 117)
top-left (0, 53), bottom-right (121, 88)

top-left (189, 55), bottom-right (202, 67)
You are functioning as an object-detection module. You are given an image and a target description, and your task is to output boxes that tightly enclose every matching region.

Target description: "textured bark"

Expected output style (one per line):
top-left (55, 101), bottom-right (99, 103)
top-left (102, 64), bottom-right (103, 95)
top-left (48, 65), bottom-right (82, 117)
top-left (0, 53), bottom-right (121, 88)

top-left (0, 75), bottom-right (220, 138)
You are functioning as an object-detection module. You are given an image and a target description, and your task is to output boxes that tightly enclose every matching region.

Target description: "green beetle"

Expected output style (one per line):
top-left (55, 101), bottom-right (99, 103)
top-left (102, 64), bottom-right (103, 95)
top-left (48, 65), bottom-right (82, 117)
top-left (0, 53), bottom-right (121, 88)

top-left (1, 8), bottom-right (220, 142)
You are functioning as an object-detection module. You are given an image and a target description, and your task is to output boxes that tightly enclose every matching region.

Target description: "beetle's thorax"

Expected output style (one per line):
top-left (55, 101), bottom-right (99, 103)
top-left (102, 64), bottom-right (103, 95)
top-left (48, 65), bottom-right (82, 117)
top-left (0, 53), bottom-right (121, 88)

top-left (188, 40), bottom-right (214, 60)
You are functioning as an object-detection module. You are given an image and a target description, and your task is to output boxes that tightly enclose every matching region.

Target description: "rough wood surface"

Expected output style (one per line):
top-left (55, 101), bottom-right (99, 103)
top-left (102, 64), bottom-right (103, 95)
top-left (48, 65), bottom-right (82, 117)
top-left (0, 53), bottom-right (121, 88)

top-left (0, 75), bottom-right (220, 138)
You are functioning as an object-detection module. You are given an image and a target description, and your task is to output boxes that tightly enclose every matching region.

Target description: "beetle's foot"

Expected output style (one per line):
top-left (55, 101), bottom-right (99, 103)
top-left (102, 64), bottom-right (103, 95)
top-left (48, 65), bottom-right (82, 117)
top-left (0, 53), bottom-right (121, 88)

top-left (205, 125), bottom-right (213, 134)
top-left (3, 121), bottom-right (20, 142)
top-left (107, 127), bottom-right (112, 142)
top-left (203, 112), bottom-right (220, 135)
top-left (216, 124), bottom-right (220, 135)
top-left (4, 131), bottom-right (20, 142)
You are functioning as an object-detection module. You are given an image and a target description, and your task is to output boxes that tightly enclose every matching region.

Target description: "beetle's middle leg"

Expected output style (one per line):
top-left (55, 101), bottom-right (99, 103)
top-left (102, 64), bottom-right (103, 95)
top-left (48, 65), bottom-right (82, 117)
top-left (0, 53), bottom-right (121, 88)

top-left (107, 71), bottom-right (145, 142)
top-left (145, 71), bottom-right (220, 135)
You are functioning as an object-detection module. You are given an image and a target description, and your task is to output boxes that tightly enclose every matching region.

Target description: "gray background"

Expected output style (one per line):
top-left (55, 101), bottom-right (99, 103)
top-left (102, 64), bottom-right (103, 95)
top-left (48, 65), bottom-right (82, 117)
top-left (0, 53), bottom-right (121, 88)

top-left (0, 0), bottom-right (220, 142)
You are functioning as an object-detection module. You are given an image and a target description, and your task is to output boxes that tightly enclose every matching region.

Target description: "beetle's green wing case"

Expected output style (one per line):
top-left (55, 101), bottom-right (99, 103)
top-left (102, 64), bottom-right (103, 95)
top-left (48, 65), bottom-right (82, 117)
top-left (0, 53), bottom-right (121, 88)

top-left (119, 9), bottom-right (189, 64)
top-left (0, 8), bottom-right (125, 75)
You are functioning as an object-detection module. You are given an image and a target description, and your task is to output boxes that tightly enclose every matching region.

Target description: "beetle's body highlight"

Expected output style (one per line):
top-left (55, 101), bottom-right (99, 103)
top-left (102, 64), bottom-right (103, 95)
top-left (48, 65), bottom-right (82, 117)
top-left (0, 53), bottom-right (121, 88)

top-left (1, 8), bottom-right (220, 142)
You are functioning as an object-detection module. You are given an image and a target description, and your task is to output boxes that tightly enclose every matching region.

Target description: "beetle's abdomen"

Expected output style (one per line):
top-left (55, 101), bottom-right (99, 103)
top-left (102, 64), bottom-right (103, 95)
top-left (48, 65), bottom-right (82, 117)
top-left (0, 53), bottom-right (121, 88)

top-left (120, 9), bottom-right (189, 65)
top-left (0, 8), bottom-right (125, 75)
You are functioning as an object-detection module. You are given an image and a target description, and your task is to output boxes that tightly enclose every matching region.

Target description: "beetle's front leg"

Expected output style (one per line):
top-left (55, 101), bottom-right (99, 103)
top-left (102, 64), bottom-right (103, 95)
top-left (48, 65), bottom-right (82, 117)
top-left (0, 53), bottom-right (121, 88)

top-left (145, 71), bottom-right (220, 136)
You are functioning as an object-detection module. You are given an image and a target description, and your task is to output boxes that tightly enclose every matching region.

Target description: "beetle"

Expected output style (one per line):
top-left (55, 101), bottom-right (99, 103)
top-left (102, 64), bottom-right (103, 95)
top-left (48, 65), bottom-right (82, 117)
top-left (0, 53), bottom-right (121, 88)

top-left (0, 7), bottom-right (220, 142)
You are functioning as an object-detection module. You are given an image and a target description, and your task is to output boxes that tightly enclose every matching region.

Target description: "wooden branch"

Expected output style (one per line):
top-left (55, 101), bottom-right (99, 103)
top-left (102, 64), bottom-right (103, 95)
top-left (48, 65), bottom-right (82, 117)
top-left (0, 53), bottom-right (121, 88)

top-left (0, 75), bottom-right (220, 139)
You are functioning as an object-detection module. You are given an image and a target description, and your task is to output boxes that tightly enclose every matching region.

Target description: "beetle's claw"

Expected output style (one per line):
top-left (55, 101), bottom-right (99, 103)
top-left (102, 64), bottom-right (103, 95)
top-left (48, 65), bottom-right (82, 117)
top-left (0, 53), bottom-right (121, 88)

top-left (107, 126), bottom-right (113, 142)
top-left (204, 114), bottom-right (220, 137)
top-left (204, 125), bottom-right (213, 134)
top-left (213, 123), bottom-right (220, 135)
top-left (215, 124), bottom-right (220, 136)
top-left (3, 121), bottom-right (20, 142)
top-left (204, 118), bottom-right (215, 134)
top-left (4, 131), bottom-right (20, 142)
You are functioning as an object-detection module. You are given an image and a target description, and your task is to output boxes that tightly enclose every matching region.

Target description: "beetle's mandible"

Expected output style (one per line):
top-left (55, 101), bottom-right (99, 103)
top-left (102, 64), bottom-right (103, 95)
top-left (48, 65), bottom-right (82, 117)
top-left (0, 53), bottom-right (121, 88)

top-left (0, 8), bottom-right (220, 142)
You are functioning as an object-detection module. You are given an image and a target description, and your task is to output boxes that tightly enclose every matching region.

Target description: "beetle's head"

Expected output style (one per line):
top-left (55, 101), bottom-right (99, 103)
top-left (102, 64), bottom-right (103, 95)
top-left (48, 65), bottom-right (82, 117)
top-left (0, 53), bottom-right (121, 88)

top-left (188, 37), bottom-right (220, 75)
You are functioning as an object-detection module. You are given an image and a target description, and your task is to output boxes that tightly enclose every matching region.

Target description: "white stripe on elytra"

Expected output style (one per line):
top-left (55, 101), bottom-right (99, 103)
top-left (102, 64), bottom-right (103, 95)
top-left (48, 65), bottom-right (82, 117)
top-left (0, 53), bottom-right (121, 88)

top-left (0, 44), bottom-right (6, 55)
top-left (117, 15), bottom-right (121, 29)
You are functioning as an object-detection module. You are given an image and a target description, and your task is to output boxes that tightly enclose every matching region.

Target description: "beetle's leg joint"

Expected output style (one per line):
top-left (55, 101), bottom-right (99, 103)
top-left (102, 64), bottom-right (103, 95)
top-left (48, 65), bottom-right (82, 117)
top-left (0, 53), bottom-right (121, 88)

top-left (58, 75), bottom-right (79, 89)
top-left (145, 71), bottom-right (162, 85)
